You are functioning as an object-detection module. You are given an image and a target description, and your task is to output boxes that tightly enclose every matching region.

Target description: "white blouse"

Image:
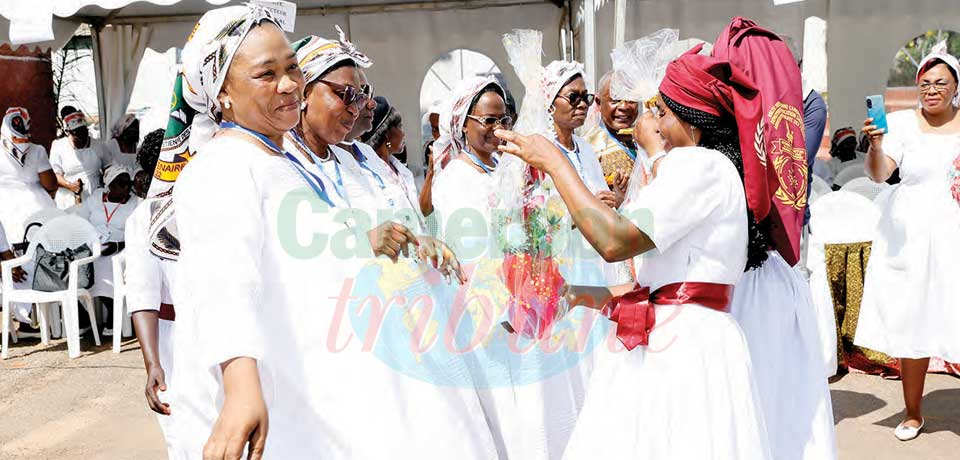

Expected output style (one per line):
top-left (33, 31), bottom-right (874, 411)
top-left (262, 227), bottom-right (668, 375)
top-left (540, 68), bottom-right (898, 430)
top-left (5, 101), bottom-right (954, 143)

top-left (622, 146), bottom-right (748, 290)
top-left (50, 137), bottom-right (110, 207)
top-left (124, 200), bottom-right (176, 313)
top-left (81, 188), bottom-right (140, 243)
top-left (103, 138), bottom-right (141, 172)
top-left (357, 141), bottom-right (425, 233)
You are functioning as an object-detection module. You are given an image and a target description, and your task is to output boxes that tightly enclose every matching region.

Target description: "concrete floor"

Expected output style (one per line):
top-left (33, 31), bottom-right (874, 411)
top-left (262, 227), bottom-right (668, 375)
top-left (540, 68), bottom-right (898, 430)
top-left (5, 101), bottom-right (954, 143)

top-left (2, 335), bottom-right (958, 459)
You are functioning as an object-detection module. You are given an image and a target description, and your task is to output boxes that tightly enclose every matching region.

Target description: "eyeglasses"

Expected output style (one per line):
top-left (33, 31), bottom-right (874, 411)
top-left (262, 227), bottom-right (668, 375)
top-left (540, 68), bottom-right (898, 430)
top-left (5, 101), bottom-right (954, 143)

top-left (466, 114), bottom-right (513, 129)
top-left (317, 80), bottom-right (375, 107)
top-left (918, 80), bottom-right (952, 93)
top-left (557, 91), bottom-right (595, 107)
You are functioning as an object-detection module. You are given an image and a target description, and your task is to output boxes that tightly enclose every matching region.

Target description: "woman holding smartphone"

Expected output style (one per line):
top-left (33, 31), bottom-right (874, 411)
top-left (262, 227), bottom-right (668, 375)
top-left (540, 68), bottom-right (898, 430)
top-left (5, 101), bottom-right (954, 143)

top-left (856, 41), bottom-right (960, 441)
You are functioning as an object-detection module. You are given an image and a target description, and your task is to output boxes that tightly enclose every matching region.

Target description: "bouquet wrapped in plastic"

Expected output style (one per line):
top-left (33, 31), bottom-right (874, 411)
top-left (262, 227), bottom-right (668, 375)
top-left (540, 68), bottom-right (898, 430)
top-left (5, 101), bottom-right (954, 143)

top-left (494, 29), bottom-right (570, 340)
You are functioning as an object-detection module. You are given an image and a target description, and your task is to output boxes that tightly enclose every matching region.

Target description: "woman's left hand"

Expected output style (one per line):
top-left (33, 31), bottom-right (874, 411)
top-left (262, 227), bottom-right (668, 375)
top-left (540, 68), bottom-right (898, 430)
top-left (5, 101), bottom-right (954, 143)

top-left (611, 169), bottom-right (629, 207)
top-left (415, 236), bottom-right (467, 284)
top-left (494, 130), bottom-right (565, 174)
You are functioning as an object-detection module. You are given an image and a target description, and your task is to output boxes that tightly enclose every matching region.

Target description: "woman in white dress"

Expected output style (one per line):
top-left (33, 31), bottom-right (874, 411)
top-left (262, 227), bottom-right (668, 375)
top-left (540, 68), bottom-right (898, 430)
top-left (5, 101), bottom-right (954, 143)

top-left (360, 96), bottom-right (427, 234)
top-left (0, 107), bottom-right (57, 325)
top-left (123, 130), bottom-right (183, 456)
top-left (496, 49), bottom-right (771, 459)
top-left (50, 108), bottom-right (110, 208)
top-left (540, 61), bottom-right (621, 287)
top-left (78, 165), bottom-right (139, 335)
top-left (104, 114), bottom-right (141, 172)
top-left (856, 41), bottom-right (960, 441)
top-left (168, 10), bottom-right (481, 458)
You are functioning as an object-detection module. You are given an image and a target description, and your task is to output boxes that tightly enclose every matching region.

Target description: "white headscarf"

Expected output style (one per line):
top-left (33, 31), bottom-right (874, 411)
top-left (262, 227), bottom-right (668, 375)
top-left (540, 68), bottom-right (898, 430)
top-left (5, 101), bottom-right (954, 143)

top-left (147, 4), bottom-right (280, 260)
top-left (103, 164), bottom-right (131, 188)
top-left (110, 113), bottom-right (137, 139)
top-left (917, 40), bottom-right (960, 108)
top-left (1, 107), bottom-right (31, 165)
top-left (433, 76), bottom-right (504, 171)
top-left (62, 111), bottom-right (86, 132)
top-left (292, 26), bottom-right (372, 87)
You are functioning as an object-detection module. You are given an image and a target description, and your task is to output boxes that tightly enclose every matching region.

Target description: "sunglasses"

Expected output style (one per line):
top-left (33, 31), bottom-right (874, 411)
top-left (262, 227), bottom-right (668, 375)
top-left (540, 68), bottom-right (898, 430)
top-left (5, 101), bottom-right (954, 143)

top-left (466, 114), bottom-right (513, 129)
top-left (558, 91), bottom-right (595, 107)
top-left (317, 80), bottom-right (375, 107)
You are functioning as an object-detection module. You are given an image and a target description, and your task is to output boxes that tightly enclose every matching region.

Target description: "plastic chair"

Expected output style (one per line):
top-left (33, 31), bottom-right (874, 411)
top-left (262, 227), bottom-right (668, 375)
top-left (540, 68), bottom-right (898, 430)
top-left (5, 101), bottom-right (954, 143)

top-left (806, 191), bottom-right (881, 377)
top-left (840, 176), bottom-right (890, 202)
top-left (111, 250), bottom-right (133, 353)
top-left (1, 215), bottom-right (102, 359)
top-left (833, 161), bottom-right (867, 187)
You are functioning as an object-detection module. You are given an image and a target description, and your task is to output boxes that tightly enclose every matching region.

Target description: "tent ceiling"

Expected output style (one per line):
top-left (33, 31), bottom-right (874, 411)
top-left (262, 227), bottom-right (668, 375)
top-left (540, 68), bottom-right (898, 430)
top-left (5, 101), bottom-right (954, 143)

top-left (62, 0), bottom-right (558, 24)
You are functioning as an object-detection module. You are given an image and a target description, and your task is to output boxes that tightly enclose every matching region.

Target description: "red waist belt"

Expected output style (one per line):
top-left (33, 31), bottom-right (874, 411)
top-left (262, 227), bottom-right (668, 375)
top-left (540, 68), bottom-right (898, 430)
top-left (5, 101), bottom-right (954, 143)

top-left (602, 282), bottom-right (733, 350)
top-left (159, 303), bottom-right (176, 321)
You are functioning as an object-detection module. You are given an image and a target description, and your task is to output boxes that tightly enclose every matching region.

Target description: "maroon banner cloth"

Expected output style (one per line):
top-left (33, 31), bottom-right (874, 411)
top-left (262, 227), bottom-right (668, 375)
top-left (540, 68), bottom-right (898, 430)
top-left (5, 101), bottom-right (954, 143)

top-left (713, 16), bottom-right (809, 266)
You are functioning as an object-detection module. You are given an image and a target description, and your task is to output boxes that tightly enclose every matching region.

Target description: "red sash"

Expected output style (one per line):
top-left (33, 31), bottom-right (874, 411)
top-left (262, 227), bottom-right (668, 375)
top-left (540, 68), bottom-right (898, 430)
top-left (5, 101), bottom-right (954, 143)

top-left (159, 303), bottom-right (176, 321)
top-left (602, 282), bottom-right (734, 350)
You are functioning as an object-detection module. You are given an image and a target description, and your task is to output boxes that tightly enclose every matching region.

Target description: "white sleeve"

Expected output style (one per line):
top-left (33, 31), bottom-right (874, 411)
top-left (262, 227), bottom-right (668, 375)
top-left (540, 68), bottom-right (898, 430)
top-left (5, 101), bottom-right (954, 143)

top-left (622, 148), bottom-right (727, 253)
top-left (124, 204), bottom-right (162, 313)
top-left (0, 221), bottom-right (9, 252)
top-left (31, 145), bottom-right (52, 173)
top-left (49, 140), bottom-right (65, 175)
top-left (175, 147), bottom-right (266, 368)
top-left (881, 110), bottom-right (910, 166)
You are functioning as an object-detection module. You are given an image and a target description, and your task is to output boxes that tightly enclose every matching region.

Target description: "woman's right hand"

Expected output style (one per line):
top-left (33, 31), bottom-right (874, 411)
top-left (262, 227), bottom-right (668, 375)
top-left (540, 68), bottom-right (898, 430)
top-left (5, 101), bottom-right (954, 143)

top-left (367, 222), bottom-right (419, 262)
top-left (862, 117), bottom-right (885, 152)
top-left (67, 180), bottom-right (82, 194)
top-left (144, 364), bottom-right (171, 415)
top-left (634, 111), bottom-right (664, 155)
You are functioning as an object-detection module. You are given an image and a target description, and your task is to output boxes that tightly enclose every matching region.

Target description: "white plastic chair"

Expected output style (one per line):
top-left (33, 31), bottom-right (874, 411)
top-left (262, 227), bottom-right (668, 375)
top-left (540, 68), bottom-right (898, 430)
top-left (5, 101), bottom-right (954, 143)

top-left (833, 161), bottom-right (867, 187)
top-left (20, 208), bottom-right (66, 245)
top-left (840, 176), bottom-right (890, 202)
top-left (806, 191), bottom-right (881, 378)
top-left (111, 250), bottom-right (133, 353)
top-left (1, 215), bottom-right (102, 359)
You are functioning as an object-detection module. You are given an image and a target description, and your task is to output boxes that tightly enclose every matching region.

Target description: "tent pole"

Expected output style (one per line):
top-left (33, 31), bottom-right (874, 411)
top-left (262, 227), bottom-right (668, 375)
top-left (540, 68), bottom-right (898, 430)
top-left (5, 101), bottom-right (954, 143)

top-left (90, 24), bottom-right (108, 138)
top-left (614, 0), bottom-right (626, 48)
top-left (583, 0), bottom-right (595, 90)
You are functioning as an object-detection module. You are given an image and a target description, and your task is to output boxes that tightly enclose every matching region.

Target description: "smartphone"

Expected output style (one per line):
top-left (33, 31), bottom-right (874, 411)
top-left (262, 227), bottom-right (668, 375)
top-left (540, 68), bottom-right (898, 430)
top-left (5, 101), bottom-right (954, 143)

top-left (865, 95), bottom-right (888, 134)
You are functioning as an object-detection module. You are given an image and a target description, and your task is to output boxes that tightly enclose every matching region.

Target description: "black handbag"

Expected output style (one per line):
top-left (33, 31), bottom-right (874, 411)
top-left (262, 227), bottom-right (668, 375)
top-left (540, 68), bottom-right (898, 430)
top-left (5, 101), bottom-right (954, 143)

top-left (32, 243), bottom-right (95, 292)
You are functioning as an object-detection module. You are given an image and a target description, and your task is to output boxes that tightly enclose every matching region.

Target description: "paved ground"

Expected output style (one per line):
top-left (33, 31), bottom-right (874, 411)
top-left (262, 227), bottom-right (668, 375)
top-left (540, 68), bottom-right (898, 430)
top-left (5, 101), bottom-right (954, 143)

top-left (2, 335), bottom-right (958, 459)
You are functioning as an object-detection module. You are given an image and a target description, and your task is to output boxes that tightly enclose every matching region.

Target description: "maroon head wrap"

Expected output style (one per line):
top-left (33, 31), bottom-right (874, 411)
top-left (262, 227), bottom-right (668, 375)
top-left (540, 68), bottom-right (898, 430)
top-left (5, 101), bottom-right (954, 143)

top-left (659, 44), bottom-right (771, 224)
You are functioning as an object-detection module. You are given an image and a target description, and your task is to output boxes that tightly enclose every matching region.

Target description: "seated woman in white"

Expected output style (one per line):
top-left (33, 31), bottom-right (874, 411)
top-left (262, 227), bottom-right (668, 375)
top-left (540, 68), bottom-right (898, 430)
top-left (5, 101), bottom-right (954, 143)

top-left (495, 50), bottom-right (771, 459)
top-left (0, 106), bottom-right (57, 326)
top-left (79, 165), bottom-right (139, 336)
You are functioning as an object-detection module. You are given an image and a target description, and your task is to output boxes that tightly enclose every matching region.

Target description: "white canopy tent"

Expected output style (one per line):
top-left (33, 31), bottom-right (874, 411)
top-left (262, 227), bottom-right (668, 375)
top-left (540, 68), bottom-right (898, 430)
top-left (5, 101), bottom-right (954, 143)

top-left (3, 0), bottom-right (960, 172)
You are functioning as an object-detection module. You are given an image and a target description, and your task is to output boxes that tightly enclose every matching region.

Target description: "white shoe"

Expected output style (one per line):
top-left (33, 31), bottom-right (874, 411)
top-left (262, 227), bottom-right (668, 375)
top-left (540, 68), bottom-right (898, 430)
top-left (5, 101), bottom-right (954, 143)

top-left (102, 327), bottom-right (113, 337)
top-left (894, 418), bottom-right (924, 441)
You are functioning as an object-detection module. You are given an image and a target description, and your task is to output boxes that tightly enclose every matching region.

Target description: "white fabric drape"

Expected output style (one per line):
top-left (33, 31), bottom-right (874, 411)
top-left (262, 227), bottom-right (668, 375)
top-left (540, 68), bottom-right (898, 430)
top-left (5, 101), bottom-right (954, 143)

top-left (95, 24), bottom-right (152, 138)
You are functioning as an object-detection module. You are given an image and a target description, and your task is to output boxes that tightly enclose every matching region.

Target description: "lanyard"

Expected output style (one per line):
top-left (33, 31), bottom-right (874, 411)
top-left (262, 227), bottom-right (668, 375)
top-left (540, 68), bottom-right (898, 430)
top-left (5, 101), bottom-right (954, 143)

top-left (221, 122), bottom-right (338, 208)
top-left (288, 129), bottom-right (348, 206)
top-left (554, 138), bottom-right (583, 176)
top-left (603, 127), bottom-right (638, 161)
top-left (350, 143), bottom-right (386, 191)
top-left (463, 148), bottom-right (498, 174)
top-left (102, 197), bottom-right (122, 224)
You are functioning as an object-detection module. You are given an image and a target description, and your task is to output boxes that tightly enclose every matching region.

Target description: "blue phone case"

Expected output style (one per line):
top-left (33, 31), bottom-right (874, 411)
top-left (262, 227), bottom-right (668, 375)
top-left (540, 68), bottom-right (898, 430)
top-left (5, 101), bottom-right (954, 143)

top-left (866, 95), bottom-right (888, 134)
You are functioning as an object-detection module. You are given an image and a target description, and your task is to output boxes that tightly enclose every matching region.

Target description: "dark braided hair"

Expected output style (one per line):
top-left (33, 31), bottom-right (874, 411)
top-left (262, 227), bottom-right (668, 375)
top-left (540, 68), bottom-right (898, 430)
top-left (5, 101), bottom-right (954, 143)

top-left (661, 93), bottom-right (770, 271)
top-left (137, 129), bottom-right (165, 190)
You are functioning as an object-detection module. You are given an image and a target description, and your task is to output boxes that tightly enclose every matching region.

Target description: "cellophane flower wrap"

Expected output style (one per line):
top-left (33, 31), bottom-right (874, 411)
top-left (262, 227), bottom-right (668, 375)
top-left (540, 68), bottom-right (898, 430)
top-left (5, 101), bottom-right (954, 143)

top-left (494, 29), bottom-right (570, 340)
